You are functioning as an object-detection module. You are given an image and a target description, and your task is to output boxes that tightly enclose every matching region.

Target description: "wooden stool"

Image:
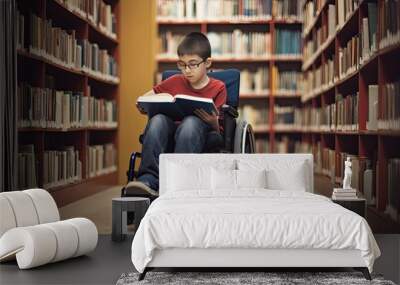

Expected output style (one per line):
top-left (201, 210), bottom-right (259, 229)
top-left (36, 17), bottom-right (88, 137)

top-left (112, 197), bottom-right (150, 242)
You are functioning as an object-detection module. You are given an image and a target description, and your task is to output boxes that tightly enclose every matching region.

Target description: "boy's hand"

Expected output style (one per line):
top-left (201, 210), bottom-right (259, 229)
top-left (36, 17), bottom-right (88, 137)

top-left (194, 109), bottom-right (219, 132)
top-left (136, 102), bottom-right (147, 115)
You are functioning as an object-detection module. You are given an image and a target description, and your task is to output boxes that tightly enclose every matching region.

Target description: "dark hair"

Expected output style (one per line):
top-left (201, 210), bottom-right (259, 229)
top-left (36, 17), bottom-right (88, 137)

top-left (177, 32), bottom-right (211, 60)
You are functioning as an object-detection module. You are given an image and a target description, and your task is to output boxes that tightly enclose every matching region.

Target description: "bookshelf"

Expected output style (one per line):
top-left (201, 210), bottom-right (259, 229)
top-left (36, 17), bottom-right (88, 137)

top-left (16, 0), bottom-right (119, 207)
top-left (301, 0), bottom-right (400, 232)
top-left (156, 0), bottom-right (304, 153)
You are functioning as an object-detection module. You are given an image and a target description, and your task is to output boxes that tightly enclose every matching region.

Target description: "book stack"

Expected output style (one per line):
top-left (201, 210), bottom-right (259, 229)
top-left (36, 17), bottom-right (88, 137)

top-left (43, 146), bottom-right (82, 188)
top-left (275, 28), bottom-right (301, 55)
top-left (87, 144), bottom-right (117, 178)
top-left (273, 0), bottom-right (303, 21)
top-left (240, 67), bottom-right (269, 94)
top-left (378, 79), bottom-right (400, 130)
top-left (360, 3), bottom-right (377, 62)
top-left (332, 188), bottom-right (358, 200)
top-left (379, 0), bottom-right (400, 49)
top-left (238, 104), bottom-right (268, 127)
top-left (336, 0), bottom-right (359, 30)
top-left (18, 145), bottom-right (37, 189)
top-left (335, 93), bottom-right (359, 131)
top-left (338, 35), bottom-right (360, 79)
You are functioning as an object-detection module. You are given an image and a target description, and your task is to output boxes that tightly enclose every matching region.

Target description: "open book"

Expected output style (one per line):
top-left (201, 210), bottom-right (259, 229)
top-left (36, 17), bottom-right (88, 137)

top-left (137, 93), bottom-right (218, 121)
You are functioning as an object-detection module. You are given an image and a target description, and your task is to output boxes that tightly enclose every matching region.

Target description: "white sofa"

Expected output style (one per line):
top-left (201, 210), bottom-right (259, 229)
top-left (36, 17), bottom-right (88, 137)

top-left (0, 189), bottom-right (98, 269)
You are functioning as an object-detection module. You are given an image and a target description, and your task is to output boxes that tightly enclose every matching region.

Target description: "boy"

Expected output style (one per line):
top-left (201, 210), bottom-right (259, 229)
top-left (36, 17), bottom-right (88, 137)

top-left (125, 32), bottom-right (227, 197)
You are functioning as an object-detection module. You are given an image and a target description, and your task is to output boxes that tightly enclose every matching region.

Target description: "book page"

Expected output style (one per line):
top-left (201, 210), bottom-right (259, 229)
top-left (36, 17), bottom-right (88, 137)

top-left (175, 94), bottom-right (214, 103)
top-left (137, 93), bottom-right (174, 103)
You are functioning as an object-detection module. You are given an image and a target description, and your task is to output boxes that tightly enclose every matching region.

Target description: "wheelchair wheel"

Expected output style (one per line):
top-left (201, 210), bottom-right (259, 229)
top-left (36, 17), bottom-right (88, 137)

top-left (233, 119), bottom-right (256, 153)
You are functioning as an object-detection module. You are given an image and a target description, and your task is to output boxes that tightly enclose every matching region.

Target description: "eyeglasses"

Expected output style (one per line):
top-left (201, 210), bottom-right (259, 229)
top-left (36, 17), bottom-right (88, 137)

top-left (176, 60), bottom-right (205, 71)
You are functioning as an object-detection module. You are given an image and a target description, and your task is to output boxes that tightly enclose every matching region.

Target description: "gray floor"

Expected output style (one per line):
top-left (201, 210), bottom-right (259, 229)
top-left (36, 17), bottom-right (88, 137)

top-left (0, 235), bottom-right (134, 285)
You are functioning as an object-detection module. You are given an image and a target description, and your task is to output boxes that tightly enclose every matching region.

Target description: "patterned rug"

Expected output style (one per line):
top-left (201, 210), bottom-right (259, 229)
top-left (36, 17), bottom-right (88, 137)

top-left (116, 271), bottom-right (396, 285)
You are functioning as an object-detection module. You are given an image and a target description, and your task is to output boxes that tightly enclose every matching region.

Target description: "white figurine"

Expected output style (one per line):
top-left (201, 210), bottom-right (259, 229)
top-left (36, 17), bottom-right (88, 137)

top-left (343, 157), bottom-right (352, 189)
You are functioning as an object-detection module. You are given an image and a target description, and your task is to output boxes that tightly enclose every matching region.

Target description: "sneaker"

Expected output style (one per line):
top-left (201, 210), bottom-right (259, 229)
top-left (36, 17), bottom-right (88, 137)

top-left (124, 181), bottom-right (159, 197)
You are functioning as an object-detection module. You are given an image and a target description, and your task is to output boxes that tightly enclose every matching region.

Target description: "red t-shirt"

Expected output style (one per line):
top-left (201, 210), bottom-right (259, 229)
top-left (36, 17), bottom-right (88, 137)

top-left (153, 74), bottom-right (227, 130)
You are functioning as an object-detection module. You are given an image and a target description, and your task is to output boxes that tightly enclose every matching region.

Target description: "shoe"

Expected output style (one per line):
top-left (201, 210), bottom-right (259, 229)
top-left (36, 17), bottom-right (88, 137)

top-left (124, 181), bottom-right (159, 197)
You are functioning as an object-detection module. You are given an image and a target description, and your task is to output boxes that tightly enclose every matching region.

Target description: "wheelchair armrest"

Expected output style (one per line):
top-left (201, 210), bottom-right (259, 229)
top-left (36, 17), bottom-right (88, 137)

top-left (221, 104), bottom-right (238, 118)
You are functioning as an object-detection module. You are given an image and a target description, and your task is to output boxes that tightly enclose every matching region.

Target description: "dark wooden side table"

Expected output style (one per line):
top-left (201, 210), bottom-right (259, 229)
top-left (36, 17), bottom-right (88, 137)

top-left (112, 197), bottom-right (150, 242)
top-left (332, 197), bottom-right (366, 218)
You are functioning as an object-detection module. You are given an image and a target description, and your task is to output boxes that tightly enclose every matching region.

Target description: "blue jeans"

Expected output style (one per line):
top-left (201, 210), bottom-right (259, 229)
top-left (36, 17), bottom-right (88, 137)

top-left (137, 114), bottom-right (211, 191)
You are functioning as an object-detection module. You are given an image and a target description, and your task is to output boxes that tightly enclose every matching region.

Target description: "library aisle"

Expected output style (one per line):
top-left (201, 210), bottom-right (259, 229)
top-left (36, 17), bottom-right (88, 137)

top-left (10, 0), bottom-right (400, 234)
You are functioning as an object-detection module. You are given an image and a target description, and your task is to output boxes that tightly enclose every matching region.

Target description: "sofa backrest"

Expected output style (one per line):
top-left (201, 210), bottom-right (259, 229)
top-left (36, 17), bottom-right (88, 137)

top-left (159, 154), bottom-right (314, 195)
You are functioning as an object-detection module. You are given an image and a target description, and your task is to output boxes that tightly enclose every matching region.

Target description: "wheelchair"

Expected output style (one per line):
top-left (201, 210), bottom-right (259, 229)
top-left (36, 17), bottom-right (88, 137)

top-left (121, 69), bottom-right (255, 198)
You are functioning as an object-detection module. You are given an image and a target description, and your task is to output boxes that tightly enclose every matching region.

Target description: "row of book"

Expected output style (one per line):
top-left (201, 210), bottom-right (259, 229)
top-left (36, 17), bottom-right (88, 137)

top-left (379, 80), bottom-right (400, 130)
top-left (255, 137), bottom-right (311, 154)
top-left (255, 138), bottom-right (270, 153)
top-left (87, 144), bottom-right (117, 178)
top-left (274, 28), bottom-right (301, 55)
top-left (336, 0), bottom-right (359, 30)
top-left (273, 0), bottom-right (303, 21)
top-left (158, 28), bottom-right (302, 58)
top-left (157, 0), bottom-right (303, 21)
top-left (303, 0), bottom-right (327, 34)
top-left (17, 83), bottom-right (118, 130)
top-left (271, 66), bottom-right (301, 93)
top-left (379, 0), bottom-right (400, 49)
top-left (43, 146), bottom-right (82, 189)
top-left (240, 67), bottom-right (269, 93)
top-left (80, 39), bottom-right (119, 80)
top-left (55, 0), bottom-right (117, 39)
top-left (303, 55), bottom-right (335, 98)
top-left (312, 144), bottom-right (377, 202)
top-left (338, 34), bottom-right (360, 79)
top-left (25, 13), bottom-right (118, 81)
top-left (238, 104), bottom-right (269, 126)
top-left (360, 3), bottom-right (377, 62)
top-left (208, 31), bottom-right (270, 57)
top-left (303, 4), bottom-right (335, 63)
top-left (18, 143), bottom-right (117, 190)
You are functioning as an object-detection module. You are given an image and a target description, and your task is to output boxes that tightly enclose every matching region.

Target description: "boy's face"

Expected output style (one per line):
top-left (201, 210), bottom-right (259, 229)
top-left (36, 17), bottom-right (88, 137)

top-left (177, 54), bottom-right (211, 85)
